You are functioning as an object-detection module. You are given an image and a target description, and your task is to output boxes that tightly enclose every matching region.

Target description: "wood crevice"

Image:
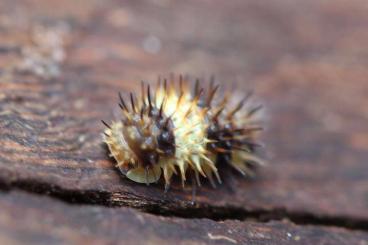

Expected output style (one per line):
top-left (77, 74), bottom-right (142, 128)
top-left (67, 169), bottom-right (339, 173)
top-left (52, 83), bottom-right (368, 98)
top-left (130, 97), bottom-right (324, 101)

top-left (0, 178), bottom-right (367, 232)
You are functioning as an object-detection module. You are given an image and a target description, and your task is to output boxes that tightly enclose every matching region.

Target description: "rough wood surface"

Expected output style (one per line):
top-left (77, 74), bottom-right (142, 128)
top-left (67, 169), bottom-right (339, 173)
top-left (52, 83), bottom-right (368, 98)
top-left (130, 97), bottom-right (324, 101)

top-left (0, 191), bottom-right (367, 245)
top-left (0, 0), bottom-right (368, 242)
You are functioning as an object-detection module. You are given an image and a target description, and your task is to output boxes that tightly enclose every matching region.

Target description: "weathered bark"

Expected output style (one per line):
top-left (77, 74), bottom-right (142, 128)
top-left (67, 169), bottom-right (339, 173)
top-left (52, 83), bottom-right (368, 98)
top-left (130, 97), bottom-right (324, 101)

top-left (0, 0), bottom-right (367, 243)
top-left (0, 191), bottom-right (367, 245)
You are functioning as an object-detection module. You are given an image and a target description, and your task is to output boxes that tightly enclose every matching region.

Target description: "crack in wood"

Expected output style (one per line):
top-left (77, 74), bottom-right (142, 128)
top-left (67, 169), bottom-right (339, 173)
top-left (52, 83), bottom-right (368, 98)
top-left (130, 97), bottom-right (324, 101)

top-left (0, 178), bottom-right (367, 232)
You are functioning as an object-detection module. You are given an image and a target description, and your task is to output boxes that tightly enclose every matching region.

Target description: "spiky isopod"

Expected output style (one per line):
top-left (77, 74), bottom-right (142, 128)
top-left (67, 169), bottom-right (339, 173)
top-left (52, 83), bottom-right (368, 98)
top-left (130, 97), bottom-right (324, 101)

top-left (102, 75), bottom-right (265, 193)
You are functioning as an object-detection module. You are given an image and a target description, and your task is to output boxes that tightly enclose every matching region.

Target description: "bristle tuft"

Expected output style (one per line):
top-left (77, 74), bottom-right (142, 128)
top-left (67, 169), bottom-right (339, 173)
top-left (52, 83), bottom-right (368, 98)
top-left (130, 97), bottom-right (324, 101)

top-left (103, 75), bottom-right (265, 193)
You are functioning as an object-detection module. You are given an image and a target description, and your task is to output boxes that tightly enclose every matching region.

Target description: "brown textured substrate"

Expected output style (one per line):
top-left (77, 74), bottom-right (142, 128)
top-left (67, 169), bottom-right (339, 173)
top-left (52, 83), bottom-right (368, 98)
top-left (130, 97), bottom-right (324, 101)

top-left (0, 0), bottom-right (367, 243)
top-left (0, 191), bottom-right (367, 245)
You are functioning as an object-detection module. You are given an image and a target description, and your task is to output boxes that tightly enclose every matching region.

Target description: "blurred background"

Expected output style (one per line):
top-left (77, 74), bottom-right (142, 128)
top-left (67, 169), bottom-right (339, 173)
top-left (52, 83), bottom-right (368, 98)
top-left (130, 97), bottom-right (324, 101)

top-left (0, 0), bottom-right (367, 243)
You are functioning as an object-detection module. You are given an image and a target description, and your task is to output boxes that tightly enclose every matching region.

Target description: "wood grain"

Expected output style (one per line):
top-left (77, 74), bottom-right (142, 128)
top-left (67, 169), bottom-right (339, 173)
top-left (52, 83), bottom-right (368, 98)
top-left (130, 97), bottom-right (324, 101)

top-left (0, 191), bottom-right (367, 245)
top-left (0, 0), bottom-right (367, 232)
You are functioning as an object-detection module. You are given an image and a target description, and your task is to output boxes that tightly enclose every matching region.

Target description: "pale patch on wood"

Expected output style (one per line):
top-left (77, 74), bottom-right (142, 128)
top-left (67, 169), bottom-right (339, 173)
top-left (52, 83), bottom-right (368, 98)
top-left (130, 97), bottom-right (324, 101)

top-left (207, 233), bottom-right (237, 244)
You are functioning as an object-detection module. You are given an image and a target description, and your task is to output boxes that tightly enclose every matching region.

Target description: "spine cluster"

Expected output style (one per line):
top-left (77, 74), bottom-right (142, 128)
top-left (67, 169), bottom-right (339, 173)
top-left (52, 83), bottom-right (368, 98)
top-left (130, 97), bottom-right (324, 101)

top-left (103, 76), bottom-right (264, 191)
